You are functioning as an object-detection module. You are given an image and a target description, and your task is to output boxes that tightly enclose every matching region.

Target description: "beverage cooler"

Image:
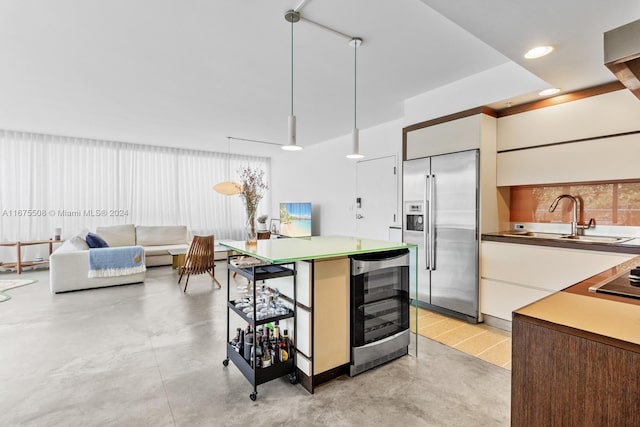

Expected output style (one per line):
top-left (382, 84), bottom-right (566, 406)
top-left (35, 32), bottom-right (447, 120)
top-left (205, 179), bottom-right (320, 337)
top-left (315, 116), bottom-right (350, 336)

top-left (349, 249), bottom-right (410, 376)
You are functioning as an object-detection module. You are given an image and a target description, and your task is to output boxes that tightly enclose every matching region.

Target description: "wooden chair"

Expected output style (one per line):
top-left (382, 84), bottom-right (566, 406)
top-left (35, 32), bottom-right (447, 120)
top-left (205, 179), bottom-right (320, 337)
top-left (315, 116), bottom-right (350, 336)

top-left (178, 235), bottom-right (221, 292)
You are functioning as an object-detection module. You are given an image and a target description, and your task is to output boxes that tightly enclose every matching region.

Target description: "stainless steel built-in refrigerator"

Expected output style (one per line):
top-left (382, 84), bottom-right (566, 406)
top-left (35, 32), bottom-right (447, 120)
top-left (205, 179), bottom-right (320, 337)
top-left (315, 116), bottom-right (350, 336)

top-left (402, 149), bottom-right (479, 322)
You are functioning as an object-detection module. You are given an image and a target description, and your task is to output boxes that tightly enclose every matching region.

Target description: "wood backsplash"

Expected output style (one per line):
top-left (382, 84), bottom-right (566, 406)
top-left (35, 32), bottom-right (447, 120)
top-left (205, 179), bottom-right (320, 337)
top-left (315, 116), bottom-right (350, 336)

top-left (510, 181), bottom-right (640, 225)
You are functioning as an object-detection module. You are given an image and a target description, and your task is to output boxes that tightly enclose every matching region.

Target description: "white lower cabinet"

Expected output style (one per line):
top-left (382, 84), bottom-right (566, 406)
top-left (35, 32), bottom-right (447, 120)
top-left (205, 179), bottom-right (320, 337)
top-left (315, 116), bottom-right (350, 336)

top-left (480, 241), bottom-right (634, 321)
top-left (268, 258), bottom-right (350, 392)
top-left (481, 278), bottom-right (551, 321)
top-left (296, 352), bottom-right (312, 376)
top-left (295, 308), bottom-right (311, 357)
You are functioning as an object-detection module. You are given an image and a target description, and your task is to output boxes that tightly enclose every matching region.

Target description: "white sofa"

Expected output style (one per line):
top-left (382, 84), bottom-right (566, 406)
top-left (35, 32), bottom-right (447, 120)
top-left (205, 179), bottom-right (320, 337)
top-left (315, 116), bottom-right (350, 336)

top-left (97, 224), bottom-right (190, 267)
top-left (50, 224), bottom-right (190, 293)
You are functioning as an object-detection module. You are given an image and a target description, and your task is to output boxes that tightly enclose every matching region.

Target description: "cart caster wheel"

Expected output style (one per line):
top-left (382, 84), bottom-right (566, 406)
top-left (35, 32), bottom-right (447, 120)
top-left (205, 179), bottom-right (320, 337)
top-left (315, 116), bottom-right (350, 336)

top-left (223, 359), bottom-right (229, 367)
top-left (250, 392), bottom-right (257, 401)
top-left (289, 374), bottom-right (298, 384)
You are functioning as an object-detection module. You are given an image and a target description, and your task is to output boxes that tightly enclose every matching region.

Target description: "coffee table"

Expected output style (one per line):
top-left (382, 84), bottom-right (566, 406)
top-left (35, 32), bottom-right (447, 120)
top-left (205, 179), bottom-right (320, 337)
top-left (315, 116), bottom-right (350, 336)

top-left (168, 248), bottom-right (187, 270)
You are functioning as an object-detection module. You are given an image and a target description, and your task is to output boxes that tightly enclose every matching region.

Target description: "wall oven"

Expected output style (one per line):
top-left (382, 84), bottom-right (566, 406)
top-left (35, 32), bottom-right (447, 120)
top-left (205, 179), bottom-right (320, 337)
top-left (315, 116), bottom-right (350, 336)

top-left (349, 249), bottom-right (410, 376)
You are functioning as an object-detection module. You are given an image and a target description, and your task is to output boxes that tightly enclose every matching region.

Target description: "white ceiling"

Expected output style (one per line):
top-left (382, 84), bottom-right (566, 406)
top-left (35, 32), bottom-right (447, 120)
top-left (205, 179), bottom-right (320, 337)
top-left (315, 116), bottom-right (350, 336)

top-left (0, 0), bottom-right (639, 154)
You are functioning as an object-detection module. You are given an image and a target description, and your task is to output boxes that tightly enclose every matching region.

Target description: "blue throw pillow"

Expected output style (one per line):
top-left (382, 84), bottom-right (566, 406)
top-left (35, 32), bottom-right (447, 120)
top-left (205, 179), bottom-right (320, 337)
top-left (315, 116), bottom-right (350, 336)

top-left (86, 232), bottom-right (109, 248)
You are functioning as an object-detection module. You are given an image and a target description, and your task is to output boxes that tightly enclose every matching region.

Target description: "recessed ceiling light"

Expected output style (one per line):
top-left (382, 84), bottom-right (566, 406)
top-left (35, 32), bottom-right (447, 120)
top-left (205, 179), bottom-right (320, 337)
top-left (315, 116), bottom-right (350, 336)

top-left (538, 87), bottom-right (561, 96)
top-left (524, 45), bottom-right (555, 59)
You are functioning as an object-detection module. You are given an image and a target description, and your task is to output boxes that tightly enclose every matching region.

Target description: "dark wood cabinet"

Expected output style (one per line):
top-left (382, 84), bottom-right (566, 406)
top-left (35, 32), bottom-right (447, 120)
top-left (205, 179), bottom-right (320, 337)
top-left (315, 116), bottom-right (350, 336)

top-left (511, 314), bottom-right (640, 426)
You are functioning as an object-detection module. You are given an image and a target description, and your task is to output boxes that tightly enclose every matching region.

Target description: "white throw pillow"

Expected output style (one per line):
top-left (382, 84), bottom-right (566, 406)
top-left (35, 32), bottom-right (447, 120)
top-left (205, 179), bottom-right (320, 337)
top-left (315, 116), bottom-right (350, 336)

top-left (69, 233), bottom-right (90, 250)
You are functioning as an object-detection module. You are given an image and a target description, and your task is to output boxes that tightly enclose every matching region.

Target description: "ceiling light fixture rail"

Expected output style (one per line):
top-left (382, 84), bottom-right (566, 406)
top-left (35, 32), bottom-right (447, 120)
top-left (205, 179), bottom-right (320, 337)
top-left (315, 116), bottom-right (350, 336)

top-left (292, 0), bottom-right (311, 13)
top-left (284, 4), bottom-right (365, 158)
top-left (227, 136), bottom-right (283, 147)
top-left (284, 10), bottom-right (359, 43)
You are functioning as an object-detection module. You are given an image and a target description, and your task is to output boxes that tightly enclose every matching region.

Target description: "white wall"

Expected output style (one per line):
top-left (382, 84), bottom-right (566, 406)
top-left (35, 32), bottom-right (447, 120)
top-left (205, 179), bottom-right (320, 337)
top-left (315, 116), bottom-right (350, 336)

top-left (270, 137), bottom-right (354, 236)
top-left (270, 119), bottom-right (403, 236)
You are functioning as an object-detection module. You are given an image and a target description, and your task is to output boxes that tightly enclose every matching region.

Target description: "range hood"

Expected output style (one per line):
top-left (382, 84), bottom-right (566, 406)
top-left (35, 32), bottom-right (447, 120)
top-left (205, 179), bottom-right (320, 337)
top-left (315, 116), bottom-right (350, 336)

top-left (604, 19), bottom-right (640, 100)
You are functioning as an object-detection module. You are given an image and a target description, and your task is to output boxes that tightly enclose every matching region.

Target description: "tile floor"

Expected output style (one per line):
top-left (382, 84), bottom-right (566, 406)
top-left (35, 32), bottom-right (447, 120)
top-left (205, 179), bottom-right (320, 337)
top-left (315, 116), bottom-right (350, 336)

top-left (413, 309), bottom-right (512, 370)
top-left (0, 265), bottom-right (511, 426)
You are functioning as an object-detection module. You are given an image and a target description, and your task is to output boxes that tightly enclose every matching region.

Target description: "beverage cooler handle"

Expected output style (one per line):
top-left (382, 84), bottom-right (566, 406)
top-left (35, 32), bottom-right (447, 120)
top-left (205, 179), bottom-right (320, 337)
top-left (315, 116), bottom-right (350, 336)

top-left (429, 174), bottom-right (436, 270)
top-left (424, 174), bottom-right (430, 270)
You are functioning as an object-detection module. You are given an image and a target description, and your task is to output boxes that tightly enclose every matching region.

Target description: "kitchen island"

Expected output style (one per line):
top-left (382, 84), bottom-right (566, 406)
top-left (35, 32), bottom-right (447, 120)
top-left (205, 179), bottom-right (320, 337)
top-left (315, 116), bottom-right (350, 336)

top-left (511, 255), bottom-right (640, 425)
top-left (220, 235), bottom-right (417, 393)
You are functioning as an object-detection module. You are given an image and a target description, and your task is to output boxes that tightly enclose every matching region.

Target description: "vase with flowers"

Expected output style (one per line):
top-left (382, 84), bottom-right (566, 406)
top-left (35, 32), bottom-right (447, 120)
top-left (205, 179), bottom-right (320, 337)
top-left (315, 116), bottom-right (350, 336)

top-left (238, 166), bottom-right (269, 245)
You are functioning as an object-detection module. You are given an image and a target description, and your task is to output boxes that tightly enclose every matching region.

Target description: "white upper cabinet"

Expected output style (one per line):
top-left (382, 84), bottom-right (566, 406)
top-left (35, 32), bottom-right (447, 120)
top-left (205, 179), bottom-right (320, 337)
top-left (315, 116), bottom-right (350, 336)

top-left (496, 89), bottom-right (640, 186)
top-left (497, 89), bottom-right (640, 151)
top-left (406, 114), bottom-right (483, 159)
top-left (496, 132), bottom-right (640, 186)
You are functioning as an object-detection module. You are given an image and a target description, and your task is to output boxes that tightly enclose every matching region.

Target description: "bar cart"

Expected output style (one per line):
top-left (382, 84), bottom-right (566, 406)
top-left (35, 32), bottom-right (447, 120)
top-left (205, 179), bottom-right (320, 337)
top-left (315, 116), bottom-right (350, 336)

top-left (223, 254), bottom-right (297, 401)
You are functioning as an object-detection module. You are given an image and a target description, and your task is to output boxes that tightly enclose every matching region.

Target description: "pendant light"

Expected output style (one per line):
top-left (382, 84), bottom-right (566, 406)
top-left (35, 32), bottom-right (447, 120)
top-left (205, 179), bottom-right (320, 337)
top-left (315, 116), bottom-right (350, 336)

top-left (346, 37), bottom-right (364, 159)
top-left (213, 137), bottom-right (242, 195)
top-left (283, 10), bottom-right (303, 151)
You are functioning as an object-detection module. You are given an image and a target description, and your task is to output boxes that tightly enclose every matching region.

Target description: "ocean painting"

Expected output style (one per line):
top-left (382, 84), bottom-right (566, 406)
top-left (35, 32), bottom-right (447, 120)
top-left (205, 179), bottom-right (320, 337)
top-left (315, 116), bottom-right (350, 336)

top-left (279, 202), bottom-right (312, 237)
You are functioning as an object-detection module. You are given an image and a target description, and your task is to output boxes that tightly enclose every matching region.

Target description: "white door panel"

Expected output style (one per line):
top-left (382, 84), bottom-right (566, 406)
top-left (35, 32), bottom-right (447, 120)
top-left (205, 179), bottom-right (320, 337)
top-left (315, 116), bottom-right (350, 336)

top-left (356, 156), bottom-right (397, 240)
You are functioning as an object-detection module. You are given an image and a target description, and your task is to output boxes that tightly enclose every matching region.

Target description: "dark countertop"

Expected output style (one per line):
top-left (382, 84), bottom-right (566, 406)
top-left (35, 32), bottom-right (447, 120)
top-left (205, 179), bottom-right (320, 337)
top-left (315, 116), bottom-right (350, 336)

top-left (482, 231), bottom-right (640, 255)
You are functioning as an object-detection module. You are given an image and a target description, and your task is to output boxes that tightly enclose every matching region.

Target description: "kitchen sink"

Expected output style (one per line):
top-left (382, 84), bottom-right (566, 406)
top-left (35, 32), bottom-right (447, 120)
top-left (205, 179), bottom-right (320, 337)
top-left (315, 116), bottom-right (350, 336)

top-left (559, 235), bottom-right (633, 244)
top-left (498, 231), bottom-right (567, 239)
top-left (497, 231), bottom-right (632, 244)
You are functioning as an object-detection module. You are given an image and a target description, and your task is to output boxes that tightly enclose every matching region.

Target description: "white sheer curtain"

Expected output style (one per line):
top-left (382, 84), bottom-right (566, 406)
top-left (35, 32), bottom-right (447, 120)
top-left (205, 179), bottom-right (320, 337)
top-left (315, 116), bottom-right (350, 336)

top-left (0, 130), bottom-right (271, 257)
top-left (176, 149), bottom-right (270, 239)
top-left (122, 144), bottom-right (181, 225)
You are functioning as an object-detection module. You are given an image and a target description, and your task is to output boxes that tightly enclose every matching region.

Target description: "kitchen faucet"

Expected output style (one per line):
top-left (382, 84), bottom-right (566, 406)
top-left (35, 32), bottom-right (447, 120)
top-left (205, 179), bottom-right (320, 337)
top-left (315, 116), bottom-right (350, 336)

top-left (548, 194), bottom-right (595, 237)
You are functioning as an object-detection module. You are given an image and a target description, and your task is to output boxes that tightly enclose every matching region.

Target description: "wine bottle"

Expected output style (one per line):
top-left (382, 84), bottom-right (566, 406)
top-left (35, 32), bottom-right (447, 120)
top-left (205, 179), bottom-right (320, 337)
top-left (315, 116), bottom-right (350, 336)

top-left (244, 332), bottom-right (253, 363)
top-left (283, 329), bottom-right (291, 355)
top-left (262, 340), bottom-right (271, 368)
top-left (255, 340), bottom-right (263, 368)
top-left (274, 321), bottom-right (280, 343)
top-left (270, 342), bottom-right (277, 364)
top-left (232, 327), bottom-right (241, 346)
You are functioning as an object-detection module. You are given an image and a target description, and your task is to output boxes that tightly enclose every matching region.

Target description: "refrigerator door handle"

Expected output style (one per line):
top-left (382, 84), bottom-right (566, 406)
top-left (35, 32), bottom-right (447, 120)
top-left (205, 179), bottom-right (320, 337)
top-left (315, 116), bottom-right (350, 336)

top-left (430, 174), bottom-right (436, 271)
top-left (424, 174), bottom-right (430, 270)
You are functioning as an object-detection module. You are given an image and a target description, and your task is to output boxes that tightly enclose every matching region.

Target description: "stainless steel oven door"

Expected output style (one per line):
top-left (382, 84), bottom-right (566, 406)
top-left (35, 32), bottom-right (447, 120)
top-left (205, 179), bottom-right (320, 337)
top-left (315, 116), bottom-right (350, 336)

top-left (351, 250), bottom-right (410, 347)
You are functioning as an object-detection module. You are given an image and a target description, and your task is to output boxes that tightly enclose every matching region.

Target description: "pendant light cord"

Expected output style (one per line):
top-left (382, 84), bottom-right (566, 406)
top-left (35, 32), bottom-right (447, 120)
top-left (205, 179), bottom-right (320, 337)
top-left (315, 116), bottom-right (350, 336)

top-left (226, 136), bottom-right (231, 180)
top-left (291, 18), bottom-right (294, 116)
top-left (354, 41), bottom-right (357, 129)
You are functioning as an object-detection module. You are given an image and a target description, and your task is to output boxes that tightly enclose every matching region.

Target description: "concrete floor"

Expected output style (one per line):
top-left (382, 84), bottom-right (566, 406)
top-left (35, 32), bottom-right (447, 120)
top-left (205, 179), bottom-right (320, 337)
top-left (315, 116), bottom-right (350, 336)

top-left (0, 265), bottom-right (510, 426)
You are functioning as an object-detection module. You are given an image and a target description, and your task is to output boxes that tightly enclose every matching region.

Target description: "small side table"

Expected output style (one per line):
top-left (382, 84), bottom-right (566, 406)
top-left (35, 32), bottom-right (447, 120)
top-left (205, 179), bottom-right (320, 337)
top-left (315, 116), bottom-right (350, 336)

top-left (168, 249), bottom-right (187, 270)
top-left (0, 239), bottom-right (64, 274)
